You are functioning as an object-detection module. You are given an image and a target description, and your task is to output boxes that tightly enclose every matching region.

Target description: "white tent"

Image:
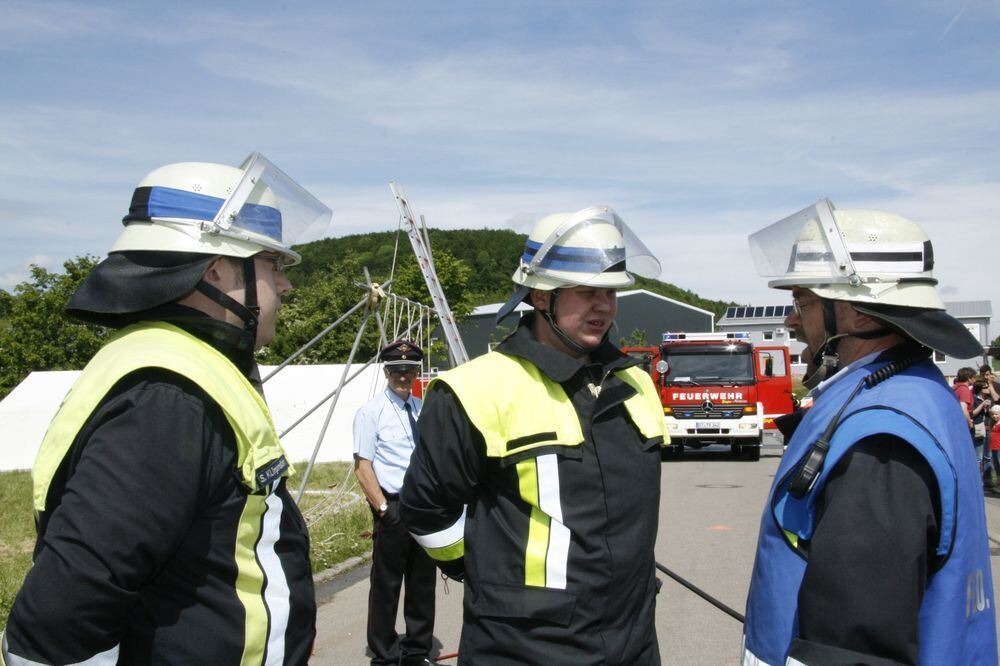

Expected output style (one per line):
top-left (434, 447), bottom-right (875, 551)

top-left (0, 364), bottom-right (386, 472)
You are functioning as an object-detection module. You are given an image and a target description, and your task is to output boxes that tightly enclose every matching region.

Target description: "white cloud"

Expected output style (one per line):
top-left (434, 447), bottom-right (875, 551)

top-left (1, 0), bottom-right (998, 336)
top-left (0, 1), bottom-right (119, 47)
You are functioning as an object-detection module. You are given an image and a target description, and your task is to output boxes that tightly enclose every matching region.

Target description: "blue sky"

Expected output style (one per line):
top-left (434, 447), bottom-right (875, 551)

top-left (2, 1), bottom-right (999, 326)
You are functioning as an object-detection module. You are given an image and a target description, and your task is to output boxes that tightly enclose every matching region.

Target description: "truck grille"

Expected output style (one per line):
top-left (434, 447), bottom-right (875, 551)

top-left (674, 407), bottom-right (745, 419)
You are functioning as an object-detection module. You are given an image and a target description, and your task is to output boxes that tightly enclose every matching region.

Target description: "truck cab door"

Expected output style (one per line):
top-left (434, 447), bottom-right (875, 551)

top-left (754, 346), bottom-right (794, 426)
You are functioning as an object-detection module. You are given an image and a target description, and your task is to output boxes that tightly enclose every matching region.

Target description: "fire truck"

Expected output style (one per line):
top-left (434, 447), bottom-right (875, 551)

top-left (625, 332), bottom-right (794, 461)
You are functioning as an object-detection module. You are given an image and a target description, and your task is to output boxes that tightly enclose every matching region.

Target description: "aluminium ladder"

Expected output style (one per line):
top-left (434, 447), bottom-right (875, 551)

top-left (389, 182), bottom-right (470, 367)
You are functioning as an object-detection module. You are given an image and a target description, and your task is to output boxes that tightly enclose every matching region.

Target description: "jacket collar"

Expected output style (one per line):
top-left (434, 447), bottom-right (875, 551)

top-left (496, 312), bottom-right (637, 383)
top-left (148, 304), bottom-right (258, 380)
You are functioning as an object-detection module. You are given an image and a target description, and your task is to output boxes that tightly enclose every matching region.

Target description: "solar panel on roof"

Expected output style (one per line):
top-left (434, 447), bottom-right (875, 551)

top-left (736, 307), bottom-right (747, 317)
top-left (726, 307), bottom-right (736, 318)
top-left (753, 306), bottom-right (764, 317)
top-left (765, 306), bottom-right (775, 317)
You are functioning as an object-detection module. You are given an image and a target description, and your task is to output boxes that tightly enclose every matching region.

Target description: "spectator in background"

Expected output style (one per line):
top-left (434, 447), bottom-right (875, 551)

top-left (980, 364), bottom-right (1000, 401)
top-left (990, 405), bottom-right (1000, 493)
top-left (354, 340), bottom-right (437, 666)
top-left (980, 364), bottom-right (1000, 430)
top-left (972, 380), bottom-right (992, 484)
top-left (954, 366), bottom-right (976, 434)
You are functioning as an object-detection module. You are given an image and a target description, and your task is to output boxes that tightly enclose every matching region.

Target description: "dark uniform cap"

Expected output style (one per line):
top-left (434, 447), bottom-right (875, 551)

top-left (379, 340), bottom-right (423, 366)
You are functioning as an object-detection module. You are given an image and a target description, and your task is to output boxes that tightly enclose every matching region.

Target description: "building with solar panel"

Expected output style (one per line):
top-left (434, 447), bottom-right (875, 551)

top-left (717, 301), bottom-right (991, 379)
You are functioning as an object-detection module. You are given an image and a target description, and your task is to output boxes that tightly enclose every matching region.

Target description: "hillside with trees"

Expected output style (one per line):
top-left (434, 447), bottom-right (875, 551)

top-left (0, 229), bottom-right (734, 398)
top-left (295, 228), bottom-right (731, 317)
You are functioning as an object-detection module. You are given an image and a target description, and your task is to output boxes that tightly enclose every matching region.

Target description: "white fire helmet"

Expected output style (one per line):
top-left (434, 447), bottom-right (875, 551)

top-left (111, 152), bottom-right (332, 266)
top-left (748, 199), bottom-right (943, 309)
top-left (513, 206), bottom-right (661, 290)
top-left (496, 205), bottom-right (661, 322)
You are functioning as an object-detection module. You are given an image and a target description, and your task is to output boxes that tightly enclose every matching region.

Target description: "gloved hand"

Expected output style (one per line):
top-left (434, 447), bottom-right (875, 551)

top-left (437, 557), bottom-right (466, 583)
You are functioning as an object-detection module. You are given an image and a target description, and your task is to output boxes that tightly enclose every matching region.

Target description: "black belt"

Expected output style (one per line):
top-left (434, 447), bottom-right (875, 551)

top-left (382, 490), bottom-right (400, 500)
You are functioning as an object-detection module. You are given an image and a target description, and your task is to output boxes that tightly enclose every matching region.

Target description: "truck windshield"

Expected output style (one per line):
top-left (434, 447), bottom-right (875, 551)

top-left (660, 345), bottom-right (754, 384)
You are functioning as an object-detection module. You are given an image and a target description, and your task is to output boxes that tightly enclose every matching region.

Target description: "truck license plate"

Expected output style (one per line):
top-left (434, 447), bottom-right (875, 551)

top-left (696, 421), bottom-right (721, 429)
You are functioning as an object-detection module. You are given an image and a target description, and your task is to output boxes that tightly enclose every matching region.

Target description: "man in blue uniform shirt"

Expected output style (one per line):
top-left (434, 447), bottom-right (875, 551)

top-left (354, 340), bottom-right (437, 666)
top-left (743, 200), bottom-right (997, 665)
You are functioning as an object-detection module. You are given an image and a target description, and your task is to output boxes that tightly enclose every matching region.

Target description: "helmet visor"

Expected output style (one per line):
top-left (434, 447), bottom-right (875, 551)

top-left (748, 199), bottom-right (857, 286)
top-left (214, 152), bottom-right (332, 259)
top-left (524, 206), bottom-right (661, 284)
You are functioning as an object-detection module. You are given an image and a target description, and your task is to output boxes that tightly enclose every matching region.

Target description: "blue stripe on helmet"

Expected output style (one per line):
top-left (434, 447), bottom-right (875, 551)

top-left (234, 203), bottom-right (282, 241)
top-left (147, 186), bottom-right (224, 221)
top-left (143, 186), bottom-right (282, 242)
top-left (522, 240), bottom-right (625, 273)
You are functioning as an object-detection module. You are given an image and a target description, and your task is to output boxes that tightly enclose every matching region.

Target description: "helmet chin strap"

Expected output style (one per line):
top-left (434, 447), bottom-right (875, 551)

top-left (195, 257), bottom-right (260, 349)
top-left (801, 332), bottom-right (848, 390)
top-left (801, 299), bottom-right (895, 390)
top-left (537, 289), bottom-right (607, 357)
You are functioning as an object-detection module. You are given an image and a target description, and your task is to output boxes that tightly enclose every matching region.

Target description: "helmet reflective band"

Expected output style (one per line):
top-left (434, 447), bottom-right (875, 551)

top-left (140, 187), bottom-right (282, 240)
top-left (127, 177), bottom-right (281, 242)
top-left (521, 233), bottom-right (625, 274)
top-left (512, 206), bottom-right (660, 290)
top-left (749, 199), bottom-right (943, 309)
top-left (112, 153), bottom-right (331, 266)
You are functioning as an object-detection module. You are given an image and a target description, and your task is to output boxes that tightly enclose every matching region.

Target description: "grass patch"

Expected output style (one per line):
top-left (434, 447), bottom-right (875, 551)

top-left (295, 461), bottom-right (374, 573)
top-left (0, 462), bottom-right (373, 629)
top-left (0, 469), bottom-right (34, 631)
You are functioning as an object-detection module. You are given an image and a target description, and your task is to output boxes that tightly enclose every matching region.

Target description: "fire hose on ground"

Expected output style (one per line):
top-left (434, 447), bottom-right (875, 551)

top-left (655, 560), bottom-right (745, 623)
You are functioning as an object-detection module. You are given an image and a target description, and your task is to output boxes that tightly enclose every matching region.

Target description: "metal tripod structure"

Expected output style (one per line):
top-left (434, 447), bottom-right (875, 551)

top-left (262, 183), bottom-right (468, 501)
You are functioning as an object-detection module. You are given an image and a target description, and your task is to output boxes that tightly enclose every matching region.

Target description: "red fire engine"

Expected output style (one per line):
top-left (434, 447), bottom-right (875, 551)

top-left (625, 332), bottom-right (794, 461)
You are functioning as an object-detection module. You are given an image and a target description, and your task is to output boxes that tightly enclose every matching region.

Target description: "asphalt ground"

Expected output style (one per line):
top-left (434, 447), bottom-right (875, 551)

top-left (310, 433), bottom-right (1000, 665)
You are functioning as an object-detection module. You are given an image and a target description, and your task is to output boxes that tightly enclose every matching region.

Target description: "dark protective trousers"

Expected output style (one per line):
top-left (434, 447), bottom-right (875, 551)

top-left (368, 498), bottom-right (437, 665)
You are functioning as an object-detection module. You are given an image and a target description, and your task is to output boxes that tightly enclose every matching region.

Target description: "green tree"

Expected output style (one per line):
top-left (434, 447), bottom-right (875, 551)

top-left (260, 249), bottom-right (477, 368)
top-left (256, 260), bottom-right (385, 366)
top-left (0, 257), bottom-right (106, 399)
top-left (618, 328), bottom-right (650, 349)
top-left (391, 249), bottom-right (474, 319)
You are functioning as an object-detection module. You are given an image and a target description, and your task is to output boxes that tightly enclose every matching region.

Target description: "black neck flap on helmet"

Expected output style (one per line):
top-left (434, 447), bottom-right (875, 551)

top-left (195, 257), bottom-right (259, 345)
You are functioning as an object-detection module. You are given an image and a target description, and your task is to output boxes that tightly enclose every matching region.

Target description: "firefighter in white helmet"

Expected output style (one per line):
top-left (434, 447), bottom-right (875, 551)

top-left (742, 200), bottom-right (996, 665)
top-left (400, 207), bottom-right (670, 664)
top-left (2, 153), bottom-right (331, 665)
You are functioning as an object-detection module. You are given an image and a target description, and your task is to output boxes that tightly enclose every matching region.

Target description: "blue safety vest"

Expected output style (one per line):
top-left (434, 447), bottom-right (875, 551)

top-left (743, 356), bottom-right (997, 665)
